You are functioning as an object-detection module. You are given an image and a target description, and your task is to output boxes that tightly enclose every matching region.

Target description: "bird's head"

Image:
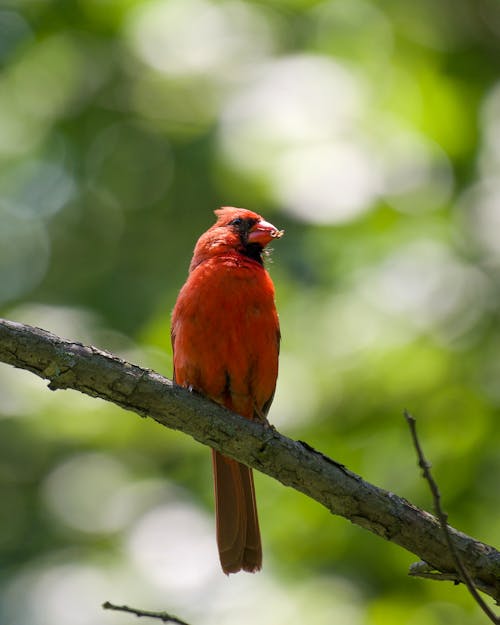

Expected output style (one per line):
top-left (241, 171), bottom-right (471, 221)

top-left (190, 207), bottom-right (284, 270)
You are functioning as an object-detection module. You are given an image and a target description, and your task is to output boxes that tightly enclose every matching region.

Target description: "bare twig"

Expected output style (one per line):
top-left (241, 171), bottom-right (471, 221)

top-left (0, 319), bottom-right (499, 602)
top-left (102, 602), bottom-right (191, 624)
top-left (404, 411), bottom-right (499, 623)
top-left (409, 561), bottom-right (500, 600)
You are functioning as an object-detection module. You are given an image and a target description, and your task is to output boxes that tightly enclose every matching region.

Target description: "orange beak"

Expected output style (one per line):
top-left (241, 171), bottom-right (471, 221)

top-left (247, 219), bottom-right (284, 247)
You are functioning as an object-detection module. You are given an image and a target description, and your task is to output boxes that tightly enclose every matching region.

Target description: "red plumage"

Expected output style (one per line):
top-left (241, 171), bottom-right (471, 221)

top-left (171, 207), bottom-right (283, 574)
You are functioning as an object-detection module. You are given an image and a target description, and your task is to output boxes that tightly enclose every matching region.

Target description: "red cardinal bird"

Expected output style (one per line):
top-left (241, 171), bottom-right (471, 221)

top-left (171, 207), bottom-right (283, 574)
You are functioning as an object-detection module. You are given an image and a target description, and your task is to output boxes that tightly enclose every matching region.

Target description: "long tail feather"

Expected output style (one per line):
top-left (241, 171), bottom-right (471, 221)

top-left (211, 450), bottom-right (262, 574)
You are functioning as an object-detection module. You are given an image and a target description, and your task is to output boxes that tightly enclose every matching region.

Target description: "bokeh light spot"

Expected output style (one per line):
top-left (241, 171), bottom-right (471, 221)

top-left (0, 210), bottom-right (50, 304)
top-left (42, 452), bottom-right (134, 534)
top-left (126, 0), bottom-right (275, 78)
top-left (127, 502), bottom-right (218, 593)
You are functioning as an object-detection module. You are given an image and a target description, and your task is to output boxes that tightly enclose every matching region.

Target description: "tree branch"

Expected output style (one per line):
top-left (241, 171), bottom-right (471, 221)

top-left (1, 318), bottom-right (499, 603)
top-left (102, 601), bottom-right (191, 624)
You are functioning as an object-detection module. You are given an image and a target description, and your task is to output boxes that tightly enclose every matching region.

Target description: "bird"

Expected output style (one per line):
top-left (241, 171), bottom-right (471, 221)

top-left (171, 206), bottom-right (283, 574)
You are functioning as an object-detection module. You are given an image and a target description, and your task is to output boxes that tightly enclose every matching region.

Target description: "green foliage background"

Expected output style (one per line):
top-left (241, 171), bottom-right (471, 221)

top-left (0, 1), bottom-right (499, 624)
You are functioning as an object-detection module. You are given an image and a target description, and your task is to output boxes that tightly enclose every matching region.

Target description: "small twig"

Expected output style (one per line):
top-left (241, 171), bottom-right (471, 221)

top-left (102, 601), bottom-right (191, 625)
top-left (404, 411), bottom-right (499, 624)
top-left (409, 562), bottom-right (499, 599)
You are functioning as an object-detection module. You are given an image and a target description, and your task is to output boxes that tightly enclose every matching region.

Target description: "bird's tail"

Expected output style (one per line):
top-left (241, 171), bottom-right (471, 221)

top-left (211, 450), bottom-right (262, 574)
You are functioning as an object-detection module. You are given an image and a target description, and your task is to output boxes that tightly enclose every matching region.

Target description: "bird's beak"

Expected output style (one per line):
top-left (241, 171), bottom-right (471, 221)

top-left (247, 219), bottom-right (284, 246)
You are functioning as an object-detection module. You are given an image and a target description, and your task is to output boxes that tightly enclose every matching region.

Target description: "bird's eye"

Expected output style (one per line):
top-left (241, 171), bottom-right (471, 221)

top-left (229, 217), bottom-right (244, 227)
